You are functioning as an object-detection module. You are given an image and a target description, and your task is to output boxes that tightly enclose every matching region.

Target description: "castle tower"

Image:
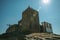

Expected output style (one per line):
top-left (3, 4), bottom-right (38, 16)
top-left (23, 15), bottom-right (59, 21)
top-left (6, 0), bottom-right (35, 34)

top-left (21, 7), bottom-right (40, 33)
top-left (42, 22), bottom-right (53, 33)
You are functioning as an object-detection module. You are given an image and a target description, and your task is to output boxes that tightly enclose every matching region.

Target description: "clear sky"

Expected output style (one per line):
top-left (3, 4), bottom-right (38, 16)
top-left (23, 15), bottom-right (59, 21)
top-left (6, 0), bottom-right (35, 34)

top-left (0, 0), bottom-right (60, 34)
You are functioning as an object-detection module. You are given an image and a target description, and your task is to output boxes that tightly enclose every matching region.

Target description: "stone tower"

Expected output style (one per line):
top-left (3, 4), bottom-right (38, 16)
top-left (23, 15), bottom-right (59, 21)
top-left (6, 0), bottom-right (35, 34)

top-left (41, 22), bottom-right (53, 33)
top-left (20, 7), bottom-right (40, 33)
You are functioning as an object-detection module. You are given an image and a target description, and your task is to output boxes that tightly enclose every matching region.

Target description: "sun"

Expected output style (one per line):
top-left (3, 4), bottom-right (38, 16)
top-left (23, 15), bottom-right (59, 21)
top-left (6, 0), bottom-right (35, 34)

top-left (42, 0), bottom-right (50, 4)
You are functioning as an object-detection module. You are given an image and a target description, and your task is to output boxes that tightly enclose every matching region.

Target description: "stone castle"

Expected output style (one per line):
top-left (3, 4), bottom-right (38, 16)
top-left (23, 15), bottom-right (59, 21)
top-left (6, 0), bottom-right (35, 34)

top-left (6, 7), bottom-right (53, 33)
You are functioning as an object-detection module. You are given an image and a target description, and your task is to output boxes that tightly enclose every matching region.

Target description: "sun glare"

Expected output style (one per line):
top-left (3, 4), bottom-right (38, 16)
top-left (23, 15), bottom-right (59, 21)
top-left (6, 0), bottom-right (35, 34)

top-left (42, 0), bottom-right (50, 4)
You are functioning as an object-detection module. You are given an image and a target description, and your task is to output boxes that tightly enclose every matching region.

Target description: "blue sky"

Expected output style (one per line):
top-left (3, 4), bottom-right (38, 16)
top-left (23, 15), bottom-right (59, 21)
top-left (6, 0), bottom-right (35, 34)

top-left (0, 0), bottom-right (60, 34)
